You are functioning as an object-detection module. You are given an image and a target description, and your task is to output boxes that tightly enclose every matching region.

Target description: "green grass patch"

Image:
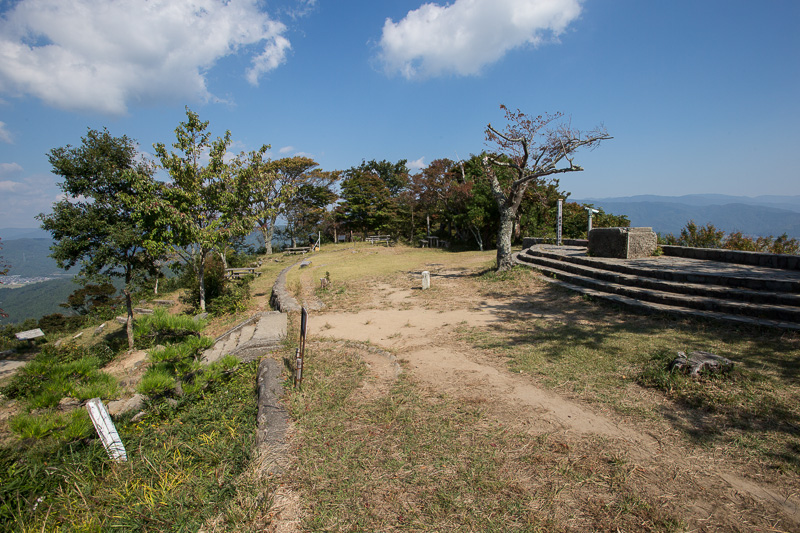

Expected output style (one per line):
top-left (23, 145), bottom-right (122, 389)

top-left (1, 343), bottom-right (120, 433)
top-left (0, 360), bottom-right (265, 531)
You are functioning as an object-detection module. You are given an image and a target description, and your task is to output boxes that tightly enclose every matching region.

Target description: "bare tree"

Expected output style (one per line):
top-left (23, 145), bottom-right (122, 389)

top-left (483, 106), bottom-right (611, 271)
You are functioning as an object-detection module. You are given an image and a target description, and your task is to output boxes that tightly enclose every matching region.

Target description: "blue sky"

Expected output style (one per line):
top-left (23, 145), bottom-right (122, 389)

top-left (0, 0), bottom-right (798, 229)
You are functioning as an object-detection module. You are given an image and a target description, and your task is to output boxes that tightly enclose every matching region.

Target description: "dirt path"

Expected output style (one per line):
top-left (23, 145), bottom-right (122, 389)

top-left (307, 266), bottom-right (800, 531)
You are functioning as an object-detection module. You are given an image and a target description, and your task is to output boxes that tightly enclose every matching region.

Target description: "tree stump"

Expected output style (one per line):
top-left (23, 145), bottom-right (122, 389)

top-left (669, 350), bottom-right (736, 377)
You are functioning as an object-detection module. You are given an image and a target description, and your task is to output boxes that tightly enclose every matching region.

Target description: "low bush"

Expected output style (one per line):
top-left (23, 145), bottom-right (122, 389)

top-left (661, 221), bottom-right (800, 254)
top-left (134, 308), bottom-right (206, 347)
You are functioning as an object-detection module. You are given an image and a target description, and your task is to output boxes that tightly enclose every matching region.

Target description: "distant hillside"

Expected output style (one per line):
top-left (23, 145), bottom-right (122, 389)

top-left (577, 194), bottom-right (800, 213)
top-left (0, 238), bottom-right (65, 277)
top-left (0, 227), bottom-right (51, 240)
top-left (0, 277), bottom-right (80, 325)
top-left (573, 195), bottom-right (800, 238)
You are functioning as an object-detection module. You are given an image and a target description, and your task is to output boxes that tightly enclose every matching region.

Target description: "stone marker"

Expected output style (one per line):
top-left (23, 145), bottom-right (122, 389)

top-left (421, 271), bottom-right (430, 290)
top-left (15, 328), bottom-right (45, 341)
top-left (588, 227), bottom-right (657, 259)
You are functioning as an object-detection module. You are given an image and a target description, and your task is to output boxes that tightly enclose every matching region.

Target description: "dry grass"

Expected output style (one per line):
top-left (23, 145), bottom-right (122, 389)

top-left (279, 253), bottom-right (800, 531)
top-left (283, 340), bottom-right (683, 532)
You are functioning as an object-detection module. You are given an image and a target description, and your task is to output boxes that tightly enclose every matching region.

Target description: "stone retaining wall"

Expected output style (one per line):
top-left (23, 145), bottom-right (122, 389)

top-left (661, 245), bottom-right (800, 270)
top-left (522, 237), bottom-right (589, 248)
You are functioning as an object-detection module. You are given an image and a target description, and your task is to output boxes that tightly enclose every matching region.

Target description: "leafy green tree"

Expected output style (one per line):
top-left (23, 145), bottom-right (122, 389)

top-left (37, 128), bottom-right (161, 348)
top-left (483, 106), bottom-right (611, 271)
top-left (61, 283), bottom-right (120, 317)
top-left (234, 149), bottom-right (293, 255)
top-left (152, 108), bottom-right (254, 312)
top-left (280, 177), bottom-right (339, 247)
top-left (338, 159), bottom-right (409, 237)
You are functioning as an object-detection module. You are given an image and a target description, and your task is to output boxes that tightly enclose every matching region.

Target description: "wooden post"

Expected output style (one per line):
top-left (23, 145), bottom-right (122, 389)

top-left (295, 307), bottom-right (308, 388)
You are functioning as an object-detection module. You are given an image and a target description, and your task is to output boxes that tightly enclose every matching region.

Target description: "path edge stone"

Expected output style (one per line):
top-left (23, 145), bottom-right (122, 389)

top-left (270, 260), bottom-right (303, 313)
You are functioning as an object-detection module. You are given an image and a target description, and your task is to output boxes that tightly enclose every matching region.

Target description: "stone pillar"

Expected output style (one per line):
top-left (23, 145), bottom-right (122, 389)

top-left (557, 199), bottom-right (563, 246)
top-left (421, 271), bottom-right (430, 290)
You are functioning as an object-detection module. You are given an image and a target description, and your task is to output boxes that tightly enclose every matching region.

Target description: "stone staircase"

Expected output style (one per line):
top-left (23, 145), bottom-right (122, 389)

top-left (202, 311), bottom-right (287, 364)
top-left (514, 245), bottom-right (800, 330)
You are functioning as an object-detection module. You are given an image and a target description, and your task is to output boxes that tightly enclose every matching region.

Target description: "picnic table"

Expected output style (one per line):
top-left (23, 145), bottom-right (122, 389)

top-left (367, 235), bottom-right (392, 246)
top-left (284, 247), bottom-right (312, 255)
top-left (420, 236), bottom-right (449, 248)
top-left (224, 267), bottom-right (261, 279)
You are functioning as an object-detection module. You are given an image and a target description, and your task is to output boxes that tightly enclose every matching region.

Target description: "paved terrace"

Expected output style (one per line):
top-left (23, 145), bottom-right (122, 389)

top-left (533, 245), bottom-right (800, 287)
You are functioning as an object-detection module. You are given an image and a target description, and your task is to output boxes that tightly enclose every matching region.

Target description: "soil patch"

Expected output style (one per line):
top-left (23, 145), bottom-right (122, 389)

top-left (307, 262), bottom-right (800, 530)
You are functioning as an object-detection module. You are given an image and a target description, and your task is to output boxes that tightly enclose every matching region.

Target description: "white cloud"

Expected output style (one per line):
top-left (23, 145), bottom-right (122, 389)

top-left (0, 0), bottom-right (292, 114)
top-left (284, 0), bottom-right (318, 21)
top-left (408, 157), bottom-right (425, 171)
top-left (379, 0), bottom-right (582, 79)
top-left (0, 162), bottom-right (23, 177)
top-left (0, 171), bottom-right (60, 227)
top-left (0, 121), bottom-right (11, 143)
top-left (279, 145), bottom-right (295, 154)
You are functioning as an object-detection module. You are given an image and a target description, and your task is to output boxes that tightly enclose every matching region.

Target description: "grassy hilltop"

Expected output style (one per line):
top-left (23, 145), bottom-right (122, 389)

top-left (1, 243), bottom-right (799, 531)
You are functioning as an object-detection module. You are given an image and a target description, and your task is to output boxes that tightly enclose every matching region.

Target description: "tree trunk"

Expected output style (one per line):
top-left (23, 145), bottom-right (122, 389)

top-left (124, 288), bottom-right (134, 351)
top-left (496, 208), bottom-right (515, 271)
top-left (261, 225), bottom-right (275, 255)
top-left (469, 224), bottom-right (484, 251)
top-left (198, 258), bottom-right (207, 312)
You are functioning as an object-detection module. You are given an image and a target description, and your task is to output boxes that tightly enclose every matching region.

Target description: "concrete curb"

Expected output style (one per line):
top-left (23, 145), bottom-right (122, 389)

top-left (270, 260), bottom-right (303, 313)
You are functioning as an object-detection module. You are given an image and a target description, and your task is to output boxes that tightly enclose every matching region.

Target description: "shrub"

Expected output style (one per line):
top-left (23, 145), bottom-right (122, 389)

top-left (37, 313), bottom-right (85, 335)
top-left (134, 308), bottom-right (206, 347)
top-left (137, 367), bottom-right (177, 397)
top-left (1, 344), bottom-right (117, 402)
top-left (662, 222), bottom-right (800, 255)
top-left (207, 278), bottom-right (251, 317)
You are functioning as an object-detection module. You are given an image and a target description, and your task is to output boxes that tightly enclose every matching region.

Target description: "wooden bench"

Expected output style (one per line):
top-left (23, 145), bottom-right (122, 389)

top-left (284, 247), bottom-right (312, 255)
top-left (367, 235), bottom-right (392, 246)
top-left (225, 267), bottom-right (261, 279)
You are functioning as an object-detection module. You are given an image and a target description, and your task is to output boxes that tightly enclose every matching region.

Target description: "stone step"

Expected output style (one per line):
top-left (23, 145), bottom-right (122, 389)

top-left (219, 330), bottom-right (241, 354)
top-left (238, 324), bottom-right (256, 345)
top-left (516, 252), bottom-right (800, 308)
top-left (202, 312), bottom-right (288, 364)
top-left (531, 272), bottom-right (800, 331)
top-left (523, 247), bottom-right (800, 293)
top-left (250, 312), bottom-right (287, 343)
top-left (514, 251), bottom-right (800, 328)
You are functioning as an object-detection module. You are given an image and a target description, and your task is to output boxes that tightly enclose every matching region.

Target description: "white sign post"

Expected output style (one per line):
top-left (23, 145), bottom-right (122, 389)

top-left (86, 398), bottom-right (127, 462)
top-left (557, 199), bottom-right (563, 246)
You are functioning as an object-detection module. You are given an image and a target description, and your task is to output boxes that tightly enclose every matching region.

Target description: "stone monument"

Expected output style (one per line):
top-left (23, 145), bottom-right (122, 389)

top-left (588, 227), bottom-right (657, 259)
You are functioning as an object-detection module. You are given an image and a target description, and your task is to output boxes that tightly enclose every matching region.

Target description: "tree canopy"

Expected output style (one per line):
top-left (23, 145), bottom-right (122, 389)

top-left (483, 106), bottom-right (612, 270)
top-left (151, 107), bottom-right (255, 312)
top-left (37, 128), bottom-right (161, 348)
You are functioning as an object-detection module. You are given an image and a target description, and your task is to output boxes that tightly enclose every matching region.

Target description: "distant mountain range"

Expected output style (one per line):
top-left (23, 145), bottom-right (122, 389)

top-left (571, 195), bottom-right (800, 238)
